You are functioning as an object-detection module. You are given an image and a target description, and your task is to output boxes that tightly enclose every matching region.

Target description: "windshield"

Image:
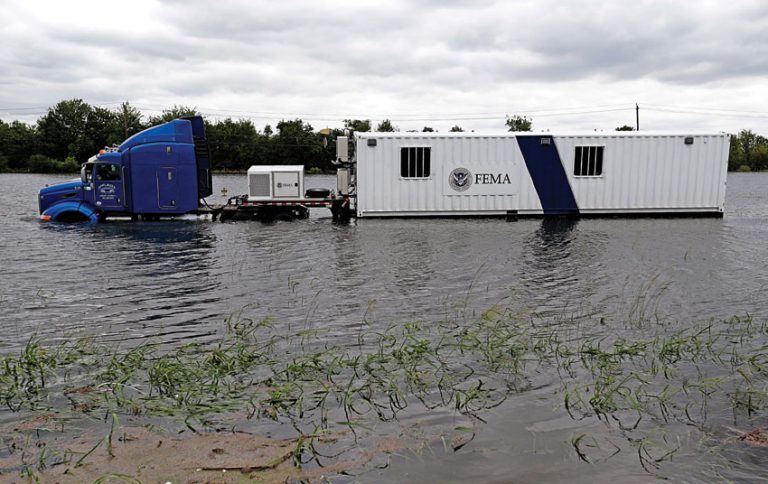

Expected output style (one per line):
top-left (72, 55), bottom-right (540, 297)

top-left (95, 163), bottom-right (121, 181)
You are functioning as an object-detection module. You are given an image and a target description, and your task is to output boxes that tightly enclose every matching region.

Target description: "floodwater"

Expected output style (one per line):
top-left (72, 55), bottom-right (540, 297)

top-left (1, 173), bottom-right (768, 482)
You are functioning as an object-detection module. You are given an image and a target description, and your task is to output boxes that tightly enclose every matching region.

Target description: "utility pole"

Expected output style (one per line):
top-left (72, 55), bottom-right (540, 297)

top-left (636, 103), bottom-right (640, 131)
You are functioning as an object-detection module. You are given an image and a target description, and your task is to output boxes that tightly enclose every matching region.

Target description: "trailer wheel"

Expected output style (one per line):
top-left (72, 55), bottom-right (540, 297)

top-left (275, 211), bottom-right (295, 222)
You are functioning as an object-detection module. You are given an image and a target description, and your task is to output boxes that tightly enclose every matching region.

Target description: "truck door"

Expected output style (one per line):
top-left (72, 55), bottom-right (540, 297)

top-left (94, 163), bottom-right (124, 210)
top-left (157, 167), bottom-right (179, 209)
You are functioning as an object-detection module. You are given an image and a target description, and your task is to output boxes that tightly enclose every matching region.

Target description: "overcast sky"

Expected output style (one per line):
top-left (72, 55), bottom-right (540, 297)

top-left (2, 0), bottom-right (768, 134)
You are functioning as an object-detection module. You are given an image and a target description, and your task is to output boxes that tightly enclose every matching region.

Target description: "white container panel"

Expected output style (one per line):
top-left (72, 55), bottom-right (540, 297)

top-left (358, 135), bottom-right (527, 216)
top-left (559, 134), bottom-right (728, 213)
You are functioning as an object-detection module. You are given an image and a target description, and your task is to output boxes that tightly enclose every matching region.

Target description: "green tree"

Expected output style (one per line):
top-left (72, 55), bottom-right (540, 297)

top-left (27, 154), bottom-right (59, 173)
top-left (37, 99), bottom-right (92, 162)
top-left (0, 120), bottom-right (39, 170)
top-left (274, 119), bottom-right (324, 170)
top-left (88, 106), bottom-right (119, 149)
top-left (752, 144), bottom-right (768, 171)
top-left (148, 105), bottom-right (201, 126)
top-left (26, 154), bottom-right (77, 173)
top-left (728, 135), bottom-right (743, 171)
top-left (422, 126), bottom-right (435, 132)
top-left (114, 101), bottom-right (145, 141)
top-left (36, 99), bottom-right (117, 163)
top-left (343, 119), bottom-right (371, 132)
top-left (505, 114), bottom-right (532, 131)
top-left (615, 125), bottom-right (635, 131)
top-left (206, 118), bottom-right (260, 171)
top-left (728, 130), bottom-right (768, 171)
top-left (449, 125), bottom-right (464, 132)
top-left (376, 119), bottom-right (397, 132)
top-left (0, 121), bottom-right (8, 171)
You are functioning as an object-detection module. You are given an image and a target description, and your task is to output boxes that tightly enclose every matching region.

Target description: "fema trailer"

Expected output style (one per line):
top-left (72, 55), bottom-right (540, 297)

top-left (38, 116), bottom-right (730, 223)
top-left (345, 132), bottom-right (730, 218)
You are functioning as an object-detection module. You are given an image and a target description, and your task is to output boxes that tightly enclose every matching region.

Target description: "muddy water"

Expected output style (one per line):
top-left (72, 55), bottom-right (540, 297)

top-left (2, 173), bottom-right (768, 482)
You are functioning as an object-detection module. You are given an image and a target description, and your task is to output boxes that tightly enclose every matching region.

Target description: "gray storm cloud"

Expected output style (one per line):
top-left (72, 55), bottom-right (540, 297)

top-left (2, 0), bottom-right (768, 133)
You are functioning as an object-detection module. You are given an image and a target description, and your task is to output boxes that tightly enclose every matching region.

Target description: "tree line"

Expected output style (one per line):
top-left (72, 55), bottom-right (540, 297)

top-left (0, 99), bottom-right (469, 174)
top-left (0, 99), bottom-right (764, 173)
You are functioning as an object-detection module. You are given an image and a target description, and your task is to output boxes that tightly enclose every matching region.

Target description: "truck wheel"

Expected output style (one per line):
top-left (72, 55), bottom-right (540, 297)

top-left (56, 211), bottom-right (90, 223)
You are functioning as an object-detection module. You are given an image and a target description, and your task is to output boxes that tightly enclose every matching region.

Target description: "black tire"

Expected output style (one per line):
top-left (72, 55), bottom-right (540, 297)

top-left (56, 211), bottom-right (89, 223)
top-left (305, 188), bottom-right (330, 198)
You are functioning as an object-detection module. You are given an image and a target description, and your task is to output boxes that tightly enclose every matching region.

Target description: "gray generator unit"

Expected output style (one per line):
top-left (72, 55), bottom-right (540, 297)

top-left (247, 165), bottom-right (305, 201)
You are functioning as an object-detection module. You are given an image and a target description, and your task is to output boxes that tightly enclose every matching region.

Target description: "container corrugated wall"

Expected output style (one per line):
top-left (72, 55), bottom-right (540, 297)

top-left (355, 133), bottom-right (728, 217)
top-left (557, 134), bottom-right (728, 213)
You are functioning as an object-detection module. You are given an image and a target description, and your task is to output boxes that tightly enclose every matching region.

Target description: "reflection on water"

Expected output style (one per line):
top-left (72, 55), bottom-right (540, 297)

top-left (3, 175), bottom-right (761, 351)
top-left (11, 221), bottom-right (223, 348)
top-left (3, 173), bottom-right (768, 481)
top-left (519, 218), bottom-right (610, 322)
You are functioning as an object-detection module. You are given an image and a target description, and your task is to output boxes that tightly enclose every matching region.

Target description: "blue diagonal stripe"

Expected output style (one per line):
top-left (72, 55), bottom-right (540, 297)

top-left (516, 135), bottom-right (579, 215)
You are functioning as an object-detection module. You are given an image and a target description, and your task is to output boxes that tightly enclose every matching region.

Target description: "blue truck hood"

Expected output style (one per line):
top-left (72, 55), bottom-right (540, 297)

top-left (38, 179), bottom-right (84, 214)
top-left (39, 179), bottom-right (82, 196)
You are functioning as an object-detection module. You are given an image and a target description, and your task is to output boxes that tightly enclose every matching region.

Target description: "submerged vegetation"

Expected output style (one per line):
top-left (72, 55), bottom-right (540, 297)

top-left (2, 307), bottom-right (768, 481)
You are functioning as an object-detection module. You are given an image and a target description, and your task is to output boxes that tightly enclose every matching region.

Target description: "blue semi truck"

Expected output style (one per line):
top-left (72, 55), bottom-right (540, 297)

top-left (38, 116), bottom-right (213, 222)
top-left (38, 116), bottom-right (350, 222)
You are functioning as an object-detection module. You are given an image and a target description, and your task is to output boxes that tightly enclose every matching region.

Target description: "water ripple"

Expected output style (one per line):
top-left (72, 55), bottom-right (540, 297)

top-left (2, 173), bottom-right (768, 354)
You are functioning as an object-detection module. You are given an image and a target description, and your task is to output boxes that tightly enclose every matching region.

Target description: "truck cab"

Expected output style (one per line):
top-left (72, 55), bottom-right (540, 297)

top-left (39, 116), bottom-right (212, 222)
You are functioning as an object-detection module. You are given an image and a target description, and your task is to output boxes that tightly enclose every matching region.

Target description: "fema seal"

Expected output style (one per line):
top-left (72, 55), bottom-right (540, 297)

top-left (449, 167), bottom-right (472, 192)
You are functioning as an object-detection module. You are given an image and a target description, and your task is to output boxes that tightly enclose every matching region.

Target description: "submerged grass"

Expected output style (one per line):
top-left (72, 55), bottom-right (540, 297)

top-left (2, 309), bottom-right (768, 480)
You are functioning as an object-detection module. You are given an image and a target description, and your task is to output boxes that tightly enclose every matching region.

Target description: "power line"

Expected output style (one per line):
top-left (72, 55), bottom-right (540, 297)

top-left (0, 101), bottom-right (125, 113)
top-left (644, 107), bottom-right (768, 119)
top-left (5, 101), bottom-right (768, 125)
top-left (640, 102), bottom-right (768, 116)
top-left (0, 102), bottom-right (636, 120)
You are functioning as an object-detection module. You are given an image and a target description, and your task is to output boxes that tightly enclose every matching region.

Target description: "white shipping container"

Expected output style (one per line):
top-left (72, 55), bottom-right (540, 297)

top-left (353, 132), bottom-right (729, 217)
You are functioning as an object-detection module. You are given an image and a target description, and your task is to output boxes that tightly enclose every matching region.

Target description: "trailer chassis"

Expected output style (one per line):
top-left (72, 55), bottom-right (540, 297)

top-left (214, 195), bottom-right (353, 222)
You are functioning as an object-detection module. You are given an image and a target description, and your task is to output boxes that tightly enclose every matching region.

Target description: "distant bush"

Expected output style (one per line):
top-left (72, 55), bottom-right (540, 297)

top-left (27, 154), bottom-right (81, 173)
top-left (61, 156), bottom-right (81, 172)
top-left (737, 164), bottom-right (752, 172)
top-left (307, 166), bottom-right (323, 175)
top-left (27, 154), bottom-right (57, 173)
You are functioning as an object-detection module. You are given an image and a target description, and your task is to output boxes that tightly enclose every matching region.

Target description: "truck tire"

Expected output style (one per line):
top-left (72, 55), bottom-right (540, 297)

top-left (56, 211), bottom-right (90, 223)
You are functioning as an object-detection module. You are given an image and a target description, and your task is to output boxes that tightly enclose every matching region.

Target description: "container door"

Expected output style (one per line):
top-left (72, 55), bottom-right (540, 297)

top-left (157, 167), bottom-right (179, 209)
top-left (273, 172), bottom-right (300, 198)
top-left (94, 163), bottom-right (124, 210)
